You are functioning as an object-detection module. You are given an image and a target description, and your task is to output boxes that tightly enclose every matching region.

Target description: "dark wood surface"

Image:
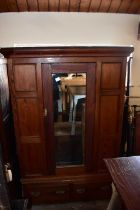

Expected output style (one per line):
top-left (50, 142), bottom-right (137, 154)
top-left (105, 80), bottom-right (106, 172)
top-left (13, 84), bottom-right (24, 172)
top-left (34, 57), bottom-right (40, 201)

top-left (1, 46), bottom-right (134, 58)
top-left (1, 46), bottom-right (134, 203)
top-left (105, 156), bottom-right (140, 210)
top-left (0, 0), bottom-right (140, 14)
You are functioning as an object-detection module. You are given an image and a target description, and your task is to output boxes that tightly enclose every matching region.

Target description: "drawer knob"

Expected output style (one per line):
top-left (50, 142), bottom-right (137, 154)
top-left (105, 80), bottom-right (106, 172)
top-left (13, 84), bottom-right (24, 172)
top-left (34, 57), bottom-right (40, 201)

top-left (55, 190), bottom-right (65, 194)
top-left (31, 191), bottom-right (41, 197)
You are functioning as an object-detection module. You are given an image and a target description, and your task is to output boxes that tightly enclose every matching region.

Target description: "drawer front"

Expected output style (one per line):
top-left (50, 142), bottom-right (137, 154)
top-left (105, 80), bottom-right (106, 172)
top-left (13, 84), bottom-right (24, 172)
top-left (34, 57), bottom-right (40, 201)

top-left (87, 184), bottom-right (111, 200)
top-left (71, 184), bottom-right (87, 200)
top-left (71, 183), bottom-right (111, 201)
top-left (23, 184), bottom-right (69, 204)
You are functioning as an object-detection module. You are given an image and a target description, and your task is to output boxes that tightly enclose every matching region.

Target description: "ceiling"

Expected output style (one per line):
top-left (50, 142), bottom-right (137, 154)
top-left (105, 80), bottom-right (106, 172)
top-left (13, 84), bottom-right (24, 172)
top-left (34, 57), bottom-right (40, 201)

top-left (0, 0), bottom-right (140, 14)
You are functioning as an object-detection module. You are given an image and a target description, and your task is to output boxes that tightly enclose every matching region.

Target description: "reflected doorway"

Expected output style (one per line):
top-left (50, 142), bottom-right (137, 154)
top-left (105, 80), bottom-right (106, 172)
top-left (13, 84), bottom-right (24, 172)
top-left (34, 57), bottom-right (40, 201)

top-left (52, 73), bottom-right (86, 167)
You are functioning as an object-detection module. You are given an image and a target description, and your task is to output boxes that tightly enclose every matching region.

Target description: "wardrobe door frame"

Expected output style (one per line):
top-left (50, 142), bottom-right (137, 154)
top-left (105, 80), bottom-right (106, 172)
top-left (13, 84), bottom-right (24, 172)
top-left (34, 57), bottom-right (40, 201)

top-left (42, 61), bottom-right (96, 175)
top-left (7, 58), bottom-right (48, 177)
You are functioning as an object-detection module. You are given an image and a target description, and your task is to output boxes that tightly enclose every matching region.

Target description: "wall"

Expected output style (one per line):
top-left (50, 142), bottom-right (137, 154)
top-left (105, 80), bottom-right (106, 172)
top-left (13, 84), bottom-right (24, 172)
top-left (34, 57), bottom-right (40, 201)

top-left (0, 12), bottom-right (140, 103)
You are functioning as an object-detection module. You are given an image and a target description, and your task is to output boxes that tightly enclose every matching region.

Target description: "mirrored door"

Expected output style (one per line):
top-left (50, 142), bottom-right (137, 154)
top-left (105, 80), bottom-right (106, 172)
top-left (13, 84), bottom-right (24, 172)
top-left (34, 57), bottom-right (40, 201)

top-left (42, 63), bottom-right (96, 173)
top-left (52, 73), bottom-right (86, 166)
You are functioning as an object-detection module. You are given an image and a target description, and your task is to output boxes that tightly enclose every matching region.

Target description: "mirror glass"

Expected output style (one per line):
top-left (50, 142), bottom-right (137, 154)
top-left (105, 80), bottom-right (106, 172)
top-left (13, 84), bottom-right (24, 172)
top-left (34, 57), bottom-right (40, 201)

top-left (52, 73), bottom-right (86, 167)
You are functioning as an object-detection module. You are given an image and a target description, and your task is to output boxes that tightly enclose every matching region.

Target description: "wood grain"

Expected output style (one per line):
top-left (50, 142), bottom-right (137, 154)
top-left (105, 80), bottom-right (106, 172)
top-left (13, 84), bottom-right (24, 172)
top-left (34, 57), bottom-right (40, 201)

top-left (101, 63), bottom-right (122, 89)
top-left (16, 0), bottom-right (28, 11)
top-left (127, 0), bottom-right (140, 14)
top-left (27, 0), bottom-right (38, 11)
top-left (118, 0), bottom-right (132, 13)
top-left (108, 0), bottom-right (122, 12)
top-left (99, 0), bottom-right (112, 12)
top-left (6, 0), bottom-right (18, 12)
top-left (105, 156), bottom-right (140, 210)
top-left (69, 0), bottom-right (81, 12)
top-left (0, 0), bottom-right (139, 13)
top-left (38, 0), bottom-right (49, 11)
top-left (48, 0), bottom-right (59, 11)
top-left (59, 0), bottom-right (69, 11)
top-left (89, 0), bottom-right (101, 12)
top-left (14, 64), bottom-right (37, 91)
top-left (79, 0), bottom-right (91, 12)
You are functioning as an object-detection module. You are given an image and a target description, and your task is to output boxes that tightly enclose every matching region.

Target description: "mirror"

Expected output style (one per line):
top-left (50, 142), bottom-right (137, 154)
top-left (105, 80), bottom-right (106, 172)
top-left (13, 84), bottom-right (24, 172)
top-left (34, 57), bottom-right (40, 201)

top-left (52, 73), bottom-right (86, 167)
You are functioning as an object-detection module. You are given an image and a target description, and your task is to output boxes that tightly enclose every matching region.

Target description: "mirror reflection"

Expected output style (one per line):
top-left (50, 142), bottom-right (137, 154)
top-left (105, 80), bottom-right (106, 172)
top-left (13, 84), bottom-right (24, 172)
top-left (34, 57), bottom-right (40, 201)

top-left (52, 73), bottom-right (86, 167)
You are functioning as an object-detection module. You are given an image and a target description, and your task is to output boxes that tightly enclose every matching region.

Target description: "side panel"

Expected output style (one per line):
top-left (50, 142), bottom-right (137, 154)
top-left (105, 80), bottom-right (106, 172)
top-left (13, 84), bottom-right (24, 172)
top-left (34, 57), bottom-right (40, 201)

top-left (8, 59), bottom-right (47, 177)
top-left (95, 59), bottom-right (126, 170)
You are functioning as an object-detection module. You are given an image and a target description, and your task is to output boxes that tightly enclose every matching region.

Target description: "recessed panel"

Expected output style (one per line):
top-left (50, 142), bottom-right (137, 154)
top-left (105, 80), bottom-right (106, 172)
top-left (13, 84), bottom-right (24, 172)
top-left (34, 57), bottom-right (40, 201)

top-left (98, 139), bottom-right (115, 170)
top-left (101, 63), bottom-right (121, 89)
top-left (14, 65), bottom-right (36, 91)
top-left (99, 96), bottom-right (119, 134)
top-left (100, 137), bottom-right (116, 157)
top-left (20, 144), bottom-right (45, 176)
top-left (17, 98), bottom-right (40, 136)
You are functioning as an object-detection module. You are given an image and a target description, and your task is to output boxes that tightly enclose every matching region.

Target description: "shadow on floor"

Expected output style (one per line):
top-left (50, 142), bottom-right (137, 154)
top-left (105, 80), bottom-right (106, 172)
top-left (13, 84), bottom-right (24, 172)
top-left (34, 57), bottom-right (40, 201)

top-left (32, 200), bottom-right (109, 210)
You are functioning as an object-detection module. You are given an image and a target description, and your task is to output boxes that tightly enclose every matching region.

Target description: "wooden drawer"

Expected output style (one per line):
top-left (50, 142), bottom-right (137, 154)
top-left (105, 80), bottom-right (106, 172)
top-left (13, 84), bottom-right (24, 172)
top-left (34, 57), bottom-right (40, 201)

top-left (23, 184), bottom-right (69, 204)
top-left (71, 183), bottom-right (87, 200)
top-left (87, 183), bottom-right (111, 200)
top-left (71, 182), bottom-right (111, 201)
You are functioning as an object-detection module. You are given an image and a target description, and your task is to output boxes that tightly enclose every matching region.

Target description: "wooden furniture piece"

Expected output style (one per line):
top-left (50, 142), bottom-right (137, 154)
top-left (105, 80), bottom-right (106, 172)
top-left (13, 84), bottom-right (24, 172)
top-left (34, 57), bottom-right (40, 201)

top-left (105, 156), bottom-right (140, 210)
top-left (1, 46), bottom-right (134, 204)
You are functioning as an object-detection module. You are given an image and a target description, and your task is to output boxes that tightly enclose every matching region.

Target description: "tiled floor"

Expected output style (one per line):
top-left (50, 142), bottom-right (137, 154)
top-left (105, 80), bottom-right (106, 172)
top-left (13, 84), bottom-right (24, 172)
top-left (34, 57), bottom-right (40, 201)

top-left (32, 200), bottom-right (109, 210)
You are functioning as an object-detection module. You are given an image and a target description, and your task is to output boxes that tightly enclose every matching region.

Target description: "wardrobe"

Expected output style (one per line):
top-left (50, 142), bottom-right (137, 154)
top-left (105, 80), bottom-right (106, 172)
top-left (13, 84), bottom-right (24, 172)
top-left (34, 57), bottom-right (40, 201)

top-left (1, 46), bottom-right (134, 204)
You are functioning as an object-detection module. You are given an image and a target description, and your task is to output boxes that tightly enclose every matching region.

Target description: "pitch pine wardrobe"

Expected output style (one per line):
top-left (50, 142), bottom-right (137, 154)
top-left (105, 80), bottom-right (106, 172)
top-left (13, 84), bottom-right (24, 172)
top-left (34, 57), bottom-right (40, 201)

top-left (1, 46), bottom-right (133, 203)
